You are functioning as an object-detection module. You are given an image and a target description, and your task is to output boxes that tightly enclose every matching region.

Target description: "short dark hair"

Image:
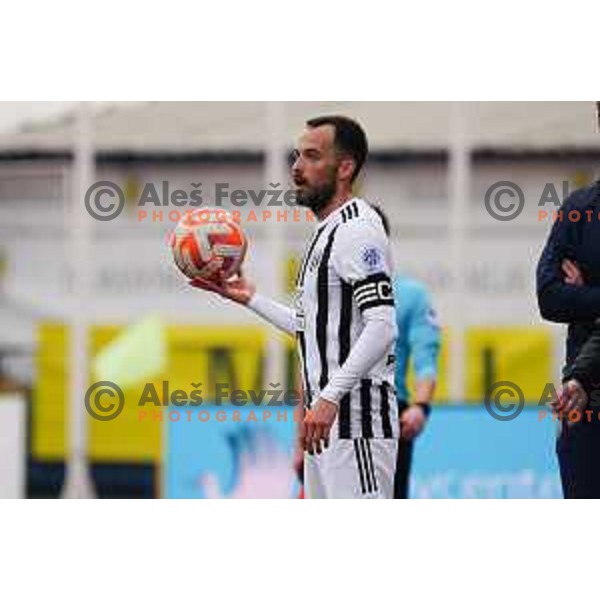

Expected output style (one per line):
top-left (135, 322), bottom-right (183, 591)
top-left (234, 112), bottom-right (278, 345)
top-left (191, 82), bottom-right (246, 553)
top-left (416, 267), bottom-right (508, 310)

top-left (370, 203), bottom-right (390, 236)
top-left (306, 115), bottom-right (368, 183)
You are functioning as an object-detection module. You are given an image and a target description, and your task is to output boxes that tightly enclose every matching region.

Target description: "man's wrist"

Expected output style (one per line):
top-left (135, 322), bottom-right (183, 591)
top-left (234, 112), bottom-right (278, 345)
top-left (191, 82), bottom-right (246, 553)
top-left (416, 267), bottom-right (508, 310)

top-left (318, 394), bottom-right (339, 407)
top-left (397, 399), bottom-right (409, 414)
top-left (414, 401), bottom-right (432, 419)
top-left (246, 291), bottom-right (263, 309)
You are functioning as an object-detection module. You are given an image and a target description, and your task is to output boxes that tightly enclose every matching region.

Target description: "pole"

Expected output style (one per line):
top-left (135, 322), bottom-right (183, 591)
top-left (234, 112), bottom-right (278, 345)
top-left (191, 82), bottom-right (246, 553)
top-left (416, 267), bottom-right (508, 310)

top-left (448, 101), bottom-right (471, 404)
top-left (62, 102), bottom-right (96, 498)
top-left (264, 102), bottom-right (287, 390)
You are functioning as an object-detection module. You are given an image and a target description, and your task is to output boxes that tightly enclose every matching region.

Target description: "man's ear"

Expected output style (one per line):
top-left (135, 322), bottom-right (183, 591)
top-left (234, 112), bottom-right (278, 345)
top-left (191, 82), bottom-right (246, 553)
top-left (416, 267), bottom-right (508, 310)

top-left (338, 157), bottom-right (356, 183)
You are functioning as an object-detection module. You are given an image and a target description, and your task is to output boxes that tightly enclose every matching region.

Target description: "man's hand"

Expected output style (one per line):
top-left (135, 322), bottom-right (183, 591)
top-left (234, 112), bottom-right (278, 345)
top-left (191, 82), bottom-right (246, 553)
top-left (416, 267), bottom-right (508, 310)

top-left (189, 271), bottom-right (256, 305)
top-left (562, 259), bottom-right (584, 287)
top-left (400, 405), bottom-right (428, 441)
top-left (301, 398), bottom-right (338, 455)
top-left (552, 380), bottom-right (589, 425)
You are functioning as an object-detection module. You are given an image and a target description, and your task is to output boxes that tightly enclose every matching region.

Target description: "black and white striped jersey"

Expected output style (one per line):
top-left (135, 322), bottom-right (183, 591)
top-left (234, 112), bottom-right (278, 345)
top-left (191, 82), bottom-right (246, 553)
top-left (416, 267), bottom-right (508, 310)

top-left (295, 198), bottom-right (399, 440)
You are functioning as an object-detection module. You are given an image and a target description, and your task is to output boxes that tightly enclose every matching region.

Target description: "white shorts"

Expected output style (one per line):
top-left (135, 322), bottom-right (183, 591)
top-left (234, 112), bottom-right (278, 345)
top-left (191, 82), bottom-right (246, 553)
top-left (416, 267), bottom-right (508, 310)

top-left (304, 438), bottom-right (398, 499)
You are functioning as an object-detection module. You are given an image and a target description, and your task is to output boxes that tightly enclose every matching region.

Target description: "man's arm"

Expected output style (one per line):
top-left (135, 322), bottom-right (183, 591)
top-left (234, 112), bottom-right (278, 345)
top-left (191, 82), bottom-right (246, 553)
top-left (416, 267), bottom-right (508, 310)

top-left (189, 273), bottom-right (296, 335)
top-left (320, 304), bottom-right (397, 403)
top-left (304, 298), bottom-right (396, 456)
top-left (402, 283), bottom-right (441, 440)
top-left (247, 294), bottom-right (296, 336)
top-left (555, 323), bottom-right (600, 420)
top-left (551, 261), bottom-right (600, 419)
top-left (536, 196), bottom-right (600, 323)
top-left (566, 319), bottom-right (600, 396)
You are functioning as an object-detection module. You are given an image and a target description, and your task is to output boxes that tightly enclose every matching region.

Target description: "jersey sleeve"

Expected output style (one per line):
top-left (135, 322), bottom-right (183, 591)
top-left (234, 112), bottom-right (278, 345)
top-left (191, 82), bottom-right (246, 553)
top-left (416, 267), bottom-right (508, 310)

top-left (407, 283), bottom-right (442, 382)
top-left (332, 220), bottom-right (395, 313)
top-left (247, 293), bottom-right (296, 336)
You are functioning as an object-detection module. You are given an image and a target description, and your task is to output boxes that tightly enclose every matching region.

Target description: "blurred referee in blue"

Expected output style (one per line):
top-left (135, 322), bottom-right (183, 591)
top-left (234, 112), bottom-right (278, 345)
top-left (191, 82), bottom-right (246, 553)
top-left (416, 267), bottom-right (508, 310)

top-left (372, 206), bottom-right (441, 498)
top-left (537, 101), bottom-right (600, 498)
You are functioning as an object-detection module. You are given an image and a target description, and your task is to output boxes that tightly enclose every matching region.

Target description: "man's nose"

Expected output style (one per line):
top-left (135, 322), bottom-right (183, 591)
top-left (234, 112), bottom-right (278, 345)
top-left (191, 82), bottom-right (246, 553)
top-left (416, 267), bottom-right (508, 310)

top-left (291, 155), bottom-right (303, 174)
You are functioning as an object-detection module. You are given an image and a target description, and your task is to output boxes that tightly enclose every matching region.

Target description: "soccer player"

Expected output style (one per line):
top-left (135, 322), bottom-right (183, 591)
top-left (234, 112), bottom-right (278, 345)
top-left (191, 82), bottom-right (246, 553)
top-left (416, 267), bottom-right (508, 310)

top-left (191, 116), bottom-right (399, 498)
top-left (371, 206), bottom-right (441, 499)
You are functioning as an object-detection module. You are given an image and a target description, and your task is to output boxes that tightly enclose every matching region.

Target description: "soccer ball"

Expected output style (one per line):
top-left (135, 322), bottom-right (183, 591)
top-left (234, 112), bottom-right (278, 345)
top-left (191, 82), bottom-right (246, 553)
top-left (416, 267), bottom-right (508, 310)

top-left (171, 208), bottom-right (247, 281)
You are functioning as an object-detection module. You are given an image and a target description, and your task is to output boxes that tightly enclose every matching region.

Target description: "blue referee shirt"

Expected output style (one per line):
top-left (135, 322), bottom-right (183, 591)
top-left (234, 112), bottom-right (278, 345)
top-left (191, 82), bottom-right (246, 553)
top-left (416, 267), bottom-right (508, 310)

top-left (393, 275), bottom-right (441, 407)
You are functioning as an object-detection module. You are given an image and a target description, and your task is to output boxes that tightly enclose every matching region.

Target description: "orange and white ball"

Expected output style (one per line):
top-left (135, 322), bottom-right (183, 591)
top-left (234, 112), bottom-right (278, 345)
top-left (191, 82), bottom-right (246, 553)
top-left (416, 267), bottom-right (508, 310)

top-left (171, 208), bottom-right (247, 281)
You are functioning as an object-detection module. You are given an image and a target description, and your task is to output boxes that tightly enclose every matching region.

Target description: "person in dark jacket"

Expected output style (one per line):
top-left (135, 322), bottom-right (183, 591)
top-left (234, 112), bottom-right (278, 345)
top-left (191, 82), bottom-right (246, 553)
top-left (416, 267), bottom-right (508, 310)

top-left (537, 177), bottom-right (600, 499)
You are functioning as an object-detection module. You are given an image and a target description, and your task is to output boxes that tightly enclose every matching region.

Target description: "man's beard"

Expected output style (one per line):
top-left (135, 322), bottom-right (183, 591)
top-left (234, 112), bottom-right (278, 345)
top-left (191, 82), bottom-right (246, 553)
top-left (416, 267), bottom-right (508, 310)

top-left (294, 180), bottom-right (337, 214)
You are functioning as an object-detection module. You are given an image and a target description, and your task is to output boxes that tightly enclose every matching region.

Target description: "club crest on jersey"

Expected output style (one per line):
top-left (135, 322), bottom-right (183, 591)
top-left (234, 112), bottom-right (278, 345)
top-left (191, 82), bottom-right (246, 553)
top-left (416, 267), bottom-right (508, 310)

top-left (361, 246), bottom-right (383, 272)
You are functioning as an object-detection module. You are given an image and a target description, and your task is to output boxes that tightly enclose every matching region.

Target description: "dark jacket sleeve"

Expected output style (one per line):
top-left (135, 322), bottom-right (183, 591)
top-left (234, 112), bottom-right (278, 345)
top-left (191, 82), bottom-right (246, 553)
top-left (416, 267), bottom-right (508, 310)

top-left (536, 195), bottom-right (600, 323)
top-left (567, 320), bottom-right (600, 396)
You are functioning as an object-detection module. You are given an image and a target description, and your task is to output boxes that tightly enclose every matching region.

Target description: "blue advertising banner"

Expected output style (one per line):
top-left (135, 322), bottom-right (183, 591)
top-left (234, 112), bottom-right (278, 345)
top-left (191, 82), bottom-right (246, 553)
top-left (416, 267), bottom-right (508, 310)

top-left (164, 405), bottom-right (562, 499)
top-left (164, 405), bottom-right (298, 499)
top-left (412, 407), bottom-right (562, 498)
